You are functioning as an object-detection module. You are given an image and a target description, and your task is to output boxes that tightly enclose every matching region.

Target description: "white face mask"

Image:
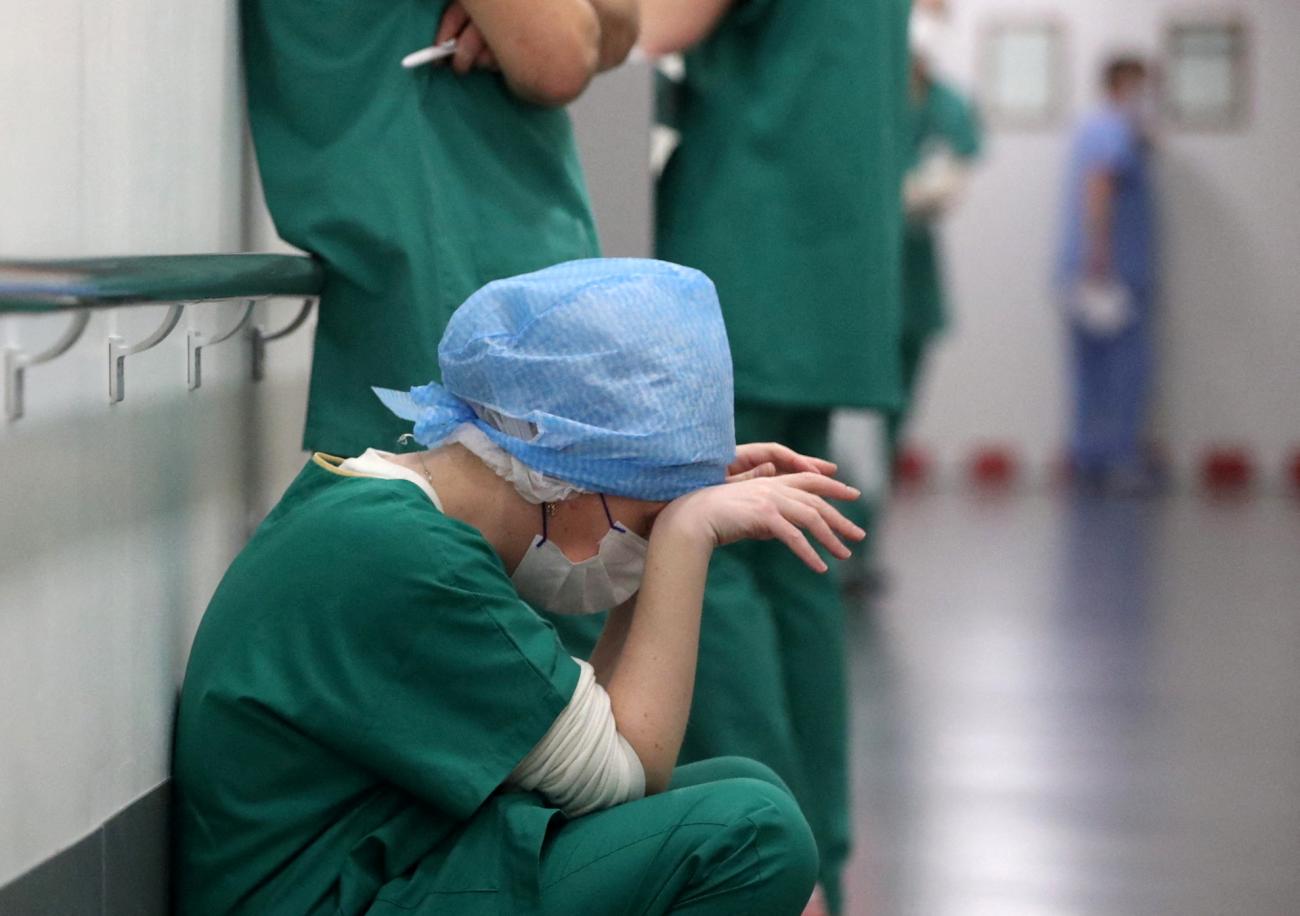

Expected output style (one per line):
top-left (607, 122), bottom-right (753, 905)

top-left (511, 497), bottom-right (650, 615)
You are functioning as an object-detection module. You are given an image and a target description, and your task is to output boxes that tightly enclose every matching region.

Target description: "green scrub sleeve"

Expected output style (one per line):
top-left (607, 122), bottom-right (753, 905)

top-left (730, 0), bottom-right (778, 27)
top-left (932, 81), bottom-right (983, 161)
top-left (280, 495), bottom-right (582, 819)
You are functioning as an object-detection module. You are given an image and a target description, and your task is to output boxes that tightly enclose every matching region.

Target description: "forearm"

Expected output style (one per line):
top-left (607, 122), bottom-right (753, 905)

top-left (1084, 171), bottom-right (1115, 272)
top-left (589, 0), bottom-right (639, 71)
top-left (589, 598), bottom-right (636, 685)
top-left (461, 0), bottom-right (600, 106)
top-left (601, 513), bottom-right (712, 793)
top-left (638, 0), bottom-right (735, 55)
top-left (597, 468), bottom-right (862, 793)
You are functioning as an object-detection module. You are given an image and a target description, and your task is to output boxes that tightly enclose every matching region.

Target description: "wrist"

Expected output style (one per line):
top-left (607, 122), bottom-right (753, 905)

top-left (650, 500), bottom-right (715, 556)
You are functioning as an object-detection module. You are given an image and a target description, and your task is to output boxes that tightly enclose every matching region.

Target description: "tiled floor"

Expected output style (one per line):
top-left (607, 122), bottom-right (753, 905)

top-left (842, 491), bottom-right (1300, 916)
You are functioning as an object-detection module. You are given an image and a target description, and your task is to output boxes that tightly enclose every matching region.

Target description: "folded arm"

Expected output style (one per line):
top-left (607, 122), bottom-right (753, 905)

top-left (447, 0), bottom-right (637, 107)
top-left (638, 0), bottom-right (735, 56)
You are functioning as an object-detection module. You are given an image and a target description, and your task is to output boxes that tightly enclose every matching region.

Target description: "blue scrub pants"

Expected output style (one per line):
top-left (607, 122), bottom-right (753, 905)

top-left (1069, 292), bottom-right (1154, 476)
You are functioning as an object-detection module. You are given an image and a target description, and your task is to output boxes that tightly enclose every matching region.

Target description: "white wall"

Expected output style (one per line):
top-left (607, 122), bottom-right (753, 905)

top-left (570, 62), bottom-right (655, 258)
top-left (0, 0), bottom-right (315, 886)
top-left (908, 0), bottom-right (1300, 484)
top-left (0, 1), bottom-right (654, 881)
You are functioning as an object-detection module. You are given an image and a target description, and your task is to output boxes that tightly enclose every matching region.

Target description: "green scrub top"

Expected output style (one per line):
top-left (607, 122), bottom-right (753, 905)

top-left (243, 0), bottom-right (601, 457)
top-left (902, 78), bottom-right (982, 344)
top-left (655, 0), bottom-right (911, 412)
top-left (173, 455), bottom-right (579, 915)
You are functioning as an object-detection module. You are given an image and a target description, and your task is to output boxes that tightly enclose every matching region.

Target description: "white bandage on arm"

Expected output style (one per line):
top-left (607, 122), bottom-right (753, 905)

top-left (506, 659), bottom-right (646, 817)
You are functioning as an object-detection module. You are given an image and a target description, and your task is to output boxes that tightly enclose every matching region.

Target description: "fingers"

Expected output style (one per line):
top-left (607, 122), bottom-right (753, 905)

top-left (788, 489), bottom-right (867, 542)
top-left (733, 442), bottom-right (838, 476)
top-left (452, 24), bottom-right (485, 75)
top-left (726, 462), bottom-right (777, 483)
top-left (778, 497), bottom-right (852, 560)
top-left (432, 6), bottom-right (498, 76)
top-left (769, 443), bottom-right (836, 475)
top-left (435, 1), bottom-right (468, 43)
top-left (771, 516), bottom-right (827, 573)
top-left (688, 473), bottom-right (863, 570)
top-left (776, 471), bottom-right (861, 502)
top-left (803, 455), bottom-right (839, 475)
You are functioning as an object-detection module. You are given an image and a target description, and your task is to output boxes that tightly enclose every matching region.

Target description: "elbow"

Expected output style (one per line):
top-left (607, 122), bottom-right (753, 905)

top-left (598, 6), bottom-right (641, 71)
top-left (518, 67), bottom-right (595, 109)
top-left (638, 16), bottom-right (712, 57)
top-left (638, 29), bottom-right (685, 58)
top-left (505, 9), bottom-right (601, 107)
top-left (623, 735), bottom-right (673, 795)
top-left (643, 767), bottom-right (672, 796)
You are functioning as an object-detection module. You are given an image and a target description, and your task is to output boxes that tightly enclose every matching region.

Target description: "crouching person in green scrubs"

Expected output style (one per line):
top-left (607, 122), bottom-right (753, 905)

top-left (173, 260), bottom-right (866, 915)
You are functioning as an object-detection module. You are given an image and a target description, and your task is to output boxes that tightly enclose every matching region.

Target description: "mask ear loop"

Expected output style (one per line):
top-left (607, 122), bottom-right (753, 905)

top-left (599, 494), bottom-right (626, 533)
top-left (539, 503), bottom-right (553, 545)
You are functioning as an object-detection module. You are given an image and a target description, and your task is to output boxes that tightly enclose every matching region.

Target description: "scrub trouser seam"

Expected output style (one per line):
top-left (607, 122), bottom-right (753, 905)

top-left (367, 888), bottom-right (497, 911)
top-left (737, 812), bottom-right (766, 910)
top-left (541, 820), bottom-right (732, 888)
top-left (670, 813), bottom-right (767, 915)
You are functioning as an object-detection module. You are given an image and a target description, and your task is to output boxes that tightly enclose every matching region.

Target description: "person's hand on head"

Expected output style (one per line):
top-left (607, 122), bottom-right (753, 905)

top-left (726, 442), bottom-right (837, 482)
top-left (658, 472), bottom-right (865, 574)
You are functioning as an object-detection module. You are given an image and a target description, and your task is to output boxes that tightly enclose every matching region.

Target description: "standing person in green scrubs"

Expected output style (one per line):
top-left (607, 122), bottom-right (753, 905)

top-left (889, 38), bottom-right (982, 454)
top-left (242, 0), bottom-right (637, 457)
top-left (579, 4), bottom-right (910, 914)
top-left (844, 1), bottom-right (979, 591)
top-left (173, 260), bottom-right (867, 915)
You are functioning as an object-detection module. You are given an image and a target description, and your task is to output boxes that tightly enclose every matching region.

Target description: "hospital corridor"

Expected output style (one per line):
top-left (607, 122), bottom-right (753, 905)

top-left (2, 0), bottom-right (1299, 914)
top-left (843, 492), bottom-right (1300, 915)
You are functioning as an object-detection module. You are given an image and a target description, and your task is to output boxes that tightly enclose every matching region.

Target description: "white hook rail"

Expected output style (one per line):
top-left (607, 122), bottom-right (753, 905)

top-left (250, 298), bottom-right (315, 382)
top-left (1, 254), bottom-right (323, 420)
top-left (3, 309), bottom-right (92, 421)
top-left (107, 304), bottom-right (185, 404)
top-left (188, 300), bottom-right (256, 390)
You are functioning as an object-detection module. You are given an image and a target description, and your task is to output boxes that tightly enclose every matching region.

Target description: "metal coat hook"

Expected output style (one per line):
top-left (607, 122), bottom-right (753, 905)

top-left (188, 300), bottom-right (255, 390)
top-left (250, 298), bottom-right (315, 381)
top-left (107, 303), bottom-right (184, 403)
top-left (4, 309), bottom-right (91, 421)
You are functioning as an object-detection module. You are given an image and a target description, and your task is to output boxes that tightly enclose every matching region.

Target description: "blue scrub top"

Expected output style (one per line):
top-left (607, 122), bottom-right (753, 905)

top-left (1058, 105), bottom-right (1155, 291)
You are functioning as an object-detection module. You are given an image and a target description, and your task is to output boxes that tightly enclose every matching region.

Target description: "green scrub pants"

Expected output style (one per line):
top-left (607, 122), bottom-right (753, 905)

top-left (535, 757), bottom-right (816, 915)
top-left (844, 336), bottom-right (927, 588)
top-left (680, 405), bottom-right (851, 915)
top-left (884, 335), bottom-right (929, 457)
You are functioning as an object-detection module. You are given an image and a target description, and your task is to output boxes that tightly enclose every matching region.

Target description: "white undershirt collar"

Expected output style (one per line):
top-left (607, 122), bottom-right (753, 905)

top-left (338, 448), bottom-right (444, 510)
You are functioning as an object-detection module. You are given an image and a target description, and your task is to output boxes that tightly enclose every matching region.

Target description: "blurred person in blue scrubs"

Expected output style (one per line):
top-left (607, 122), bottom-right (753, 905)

top-left (1058, 55), bottom-right (1159, 491)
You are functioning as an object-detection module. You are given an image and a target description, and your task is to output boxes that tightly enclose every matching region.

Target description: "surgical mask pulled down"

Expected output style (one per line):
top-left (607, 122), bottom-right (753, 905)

top-left (511, 495), bottom-right (649, 615)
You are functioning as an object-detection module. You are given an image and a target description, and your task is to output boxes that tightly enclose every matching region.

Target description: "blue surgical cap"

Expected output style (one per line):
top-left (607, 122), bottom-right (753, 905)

top-left (374, 259), bottom-right (736, 501)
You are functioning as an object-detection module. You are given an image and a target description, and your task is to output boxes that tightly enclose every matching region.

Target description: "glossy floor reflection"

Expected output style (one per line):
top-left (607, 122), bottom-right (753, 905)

top-left (843, 492), bottom-right (1300, 916)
